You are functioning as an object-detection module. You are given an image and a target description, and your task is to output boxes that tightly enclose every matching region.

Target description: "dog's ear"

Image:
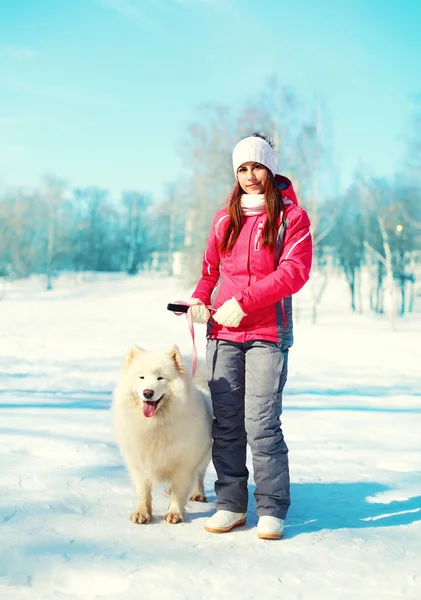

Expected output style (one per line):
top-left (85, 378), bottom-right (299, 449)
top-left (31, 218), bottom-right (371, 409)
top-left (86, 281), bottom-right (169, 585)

top-left (166, 344), bottom-right (184, 373)
top-left (123, 344), bottom-right (143, 370)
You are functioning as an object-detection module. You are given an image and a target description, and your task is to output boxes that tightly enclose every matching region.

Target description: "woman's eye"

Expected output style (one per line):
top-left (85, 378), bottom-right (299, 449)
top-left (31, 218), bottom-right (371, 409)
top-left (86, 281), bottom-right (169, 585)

top-left (157, 377), bottom-right (164, 381)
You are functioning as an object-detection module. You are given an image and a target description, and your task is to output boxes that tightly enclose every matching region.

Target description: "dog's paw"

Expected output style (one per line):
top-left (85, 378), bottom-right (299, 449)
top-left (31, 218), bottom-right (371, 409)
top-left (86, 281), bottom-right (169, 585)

top-left (189, 493), bottom-right (207, 502)
top-left (164, 511), bottom-right (183, 524)
top-left (130, 510), bottom-right (151, 524)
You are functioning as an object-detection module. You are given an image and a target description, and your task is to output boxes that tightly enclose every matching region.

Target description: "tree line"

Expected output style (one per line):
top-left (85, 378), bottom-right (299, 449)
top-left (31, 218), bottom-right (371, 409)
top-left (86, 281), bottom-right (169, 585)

top-left (0, 180), bottom-right (185, 287)
top-left (1, 78), bottom-right (420, 318)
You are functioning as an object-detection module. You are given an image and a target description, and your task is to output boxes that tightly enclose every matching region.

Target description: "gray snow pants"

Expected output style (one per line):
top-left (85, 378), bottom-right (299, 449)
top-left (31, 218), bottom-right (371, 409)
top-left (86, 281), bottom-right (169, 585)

top-left (206, 339), bottom-right (290, 519)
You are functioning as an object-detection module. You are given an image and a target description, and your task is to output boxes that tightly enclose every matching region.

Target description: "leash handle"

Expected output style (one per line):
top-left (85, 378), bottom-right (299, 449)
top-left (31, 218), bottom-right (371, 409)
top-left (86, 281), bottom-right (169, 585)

top-left (167, 303), bottom-right (189, 313)
top-left (168, 300), bottom-right (197, 377)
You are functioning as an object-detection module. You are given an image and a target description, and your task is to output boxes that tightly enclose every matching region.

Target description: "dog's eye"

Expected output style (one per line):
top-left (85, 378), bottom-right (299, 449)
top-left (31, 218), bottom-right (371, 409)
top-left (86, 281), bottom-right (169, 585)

top-left (157, 377), bottom-right (164, 381)
top-left (139, 376), bottom-right (144, 379)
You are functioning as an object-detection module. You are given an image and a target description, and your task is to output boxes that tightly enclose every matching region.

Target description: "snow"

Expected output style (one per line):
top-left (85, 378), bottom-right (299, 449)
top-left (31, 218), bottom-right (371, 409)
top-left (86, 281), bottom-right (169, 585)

top-left (0, 273), bottom-right (420, 600)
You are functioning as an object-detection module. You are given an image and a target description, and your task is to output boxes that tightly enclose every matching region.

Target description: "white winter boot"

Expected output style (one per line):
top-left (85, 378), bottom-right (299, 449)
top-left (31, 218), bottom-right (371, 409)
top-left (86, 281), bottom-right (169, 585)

top-left (257, 516), bottom-right (284, 540)
top-left (205, 510), bottom-right (246, 534)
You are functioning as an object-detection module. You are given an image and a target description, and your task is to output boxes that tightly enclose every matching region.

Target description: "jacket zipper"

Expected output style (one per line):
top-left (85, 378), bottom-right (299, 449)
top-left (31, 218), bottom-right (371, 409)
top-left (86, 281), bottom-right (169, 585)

top-left (281, 299), bottom-right (287, 328)
top-left (254, 220), bottom-right (264, 251)
top-left (242, 218), bottom-right (257, 340)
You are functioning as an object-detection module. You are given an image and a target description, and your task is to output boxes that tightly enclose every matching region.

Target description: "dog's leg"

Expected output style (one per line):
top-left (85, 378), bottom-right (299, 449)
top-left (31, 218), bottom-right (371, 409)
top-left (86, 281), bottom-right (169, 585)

top-left (128, 466), bottom-right (152, 524)
top-left (189, 460), bottom-right (208, 502)
top-left (165, 470), bottom-right (194, 524)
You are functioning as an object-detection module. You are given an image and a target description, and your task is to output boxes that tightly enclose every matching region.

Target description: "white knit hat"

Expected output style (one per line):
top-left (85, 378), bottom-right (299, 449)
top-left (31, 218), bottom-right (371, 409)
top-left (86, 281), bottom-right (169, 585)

top-left (232, 136), bottom-right (277, 179)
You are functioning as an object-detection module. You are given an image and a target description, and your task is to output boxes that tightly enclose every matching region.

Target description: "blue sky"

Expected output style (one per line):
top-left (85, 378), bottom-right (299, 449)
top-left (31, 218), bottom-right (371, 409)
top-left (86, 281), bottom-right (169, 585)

top-left (0, 0), bottom-right (420, 200)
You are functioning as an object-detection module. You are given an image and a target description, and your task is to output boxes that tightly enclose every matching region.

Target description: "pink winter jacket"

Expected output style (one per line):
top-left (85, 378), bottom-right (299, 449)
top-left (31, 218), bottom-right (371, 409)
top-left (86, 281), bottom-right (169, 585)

top-left (191, 175), bottom-right (312, 345)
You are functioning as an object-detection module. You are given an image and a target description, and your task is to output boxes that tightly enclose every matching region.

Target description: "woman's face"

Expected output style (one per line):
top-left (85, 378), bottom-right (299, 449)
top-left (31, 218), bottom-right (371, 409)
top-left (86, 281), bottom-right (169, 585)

top-left (237, 162), bottom-right (268, 194)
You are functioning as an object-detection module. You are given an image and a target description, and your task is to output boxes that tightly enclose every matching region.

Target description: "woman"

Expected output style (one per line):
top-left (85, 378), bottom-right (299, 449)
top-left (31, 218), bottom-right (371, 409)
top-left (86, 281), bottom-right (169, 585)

top-left (188, 133), bottom-right (312, 539)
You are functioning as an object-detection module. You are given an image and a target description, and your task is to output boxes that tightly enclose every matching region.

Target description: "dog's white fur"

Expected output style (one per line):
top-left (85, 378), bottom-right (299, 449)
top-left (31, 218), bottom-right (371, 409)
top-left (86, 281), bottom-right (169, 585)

top-left (113, 344), bottom-right (212, 524)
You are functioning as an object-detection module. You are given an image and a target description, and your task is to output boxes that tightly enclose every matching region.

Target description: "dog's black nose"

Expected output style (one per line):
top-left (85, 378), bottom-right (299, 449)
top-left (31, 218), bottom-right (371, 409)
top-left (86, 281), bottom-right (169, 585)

top-left (143, 389), bottom-right (154, 400)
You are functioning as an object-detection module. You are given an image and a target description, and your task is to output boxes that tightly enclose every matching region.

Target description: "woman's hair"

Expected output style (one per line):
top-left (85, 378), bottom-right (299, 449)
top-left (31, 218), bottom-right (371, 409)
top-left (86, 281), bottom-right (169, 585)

top-left (219, 133), bottom-right (283, 253)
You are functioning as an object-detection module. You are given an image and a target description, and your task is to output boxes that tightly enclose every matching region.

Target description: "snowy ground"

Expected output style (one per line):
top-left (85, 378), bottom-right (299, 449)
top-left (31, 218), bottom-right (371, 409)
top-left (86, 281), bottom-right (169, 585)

top-left (0, 273), bottom-right (420, 600)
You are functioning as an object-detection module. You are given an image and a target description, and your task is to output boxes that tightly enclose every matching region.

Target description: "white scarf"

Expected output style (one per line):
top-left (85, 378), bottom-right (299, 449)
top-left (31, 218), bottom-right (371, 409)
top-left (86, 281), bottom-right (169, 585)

top-left (241, 194), bottom-right (266, 215)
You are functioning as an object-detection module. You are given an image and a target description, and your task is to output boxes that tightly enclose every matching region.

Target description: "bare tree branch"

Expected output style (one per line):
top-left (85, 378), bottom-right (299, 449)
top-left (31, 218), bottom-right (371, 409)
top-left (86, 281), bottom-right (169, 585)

top-left (401, 205), bottom-right (421, 229)
top-left (314, 202), bottom-right (342, 245)
top-left (363, 240), bottom-right (386, 266)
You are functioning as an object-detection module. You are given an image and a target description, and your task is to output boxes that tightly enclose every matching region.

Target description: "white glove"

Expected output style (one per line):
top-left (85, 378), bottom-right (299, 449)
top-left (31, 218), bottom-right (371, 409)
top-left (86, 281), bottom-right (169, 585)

top-left (188, 298), bottom-right (210, 324)
top-left (213, 298), bottom-right (246, 328)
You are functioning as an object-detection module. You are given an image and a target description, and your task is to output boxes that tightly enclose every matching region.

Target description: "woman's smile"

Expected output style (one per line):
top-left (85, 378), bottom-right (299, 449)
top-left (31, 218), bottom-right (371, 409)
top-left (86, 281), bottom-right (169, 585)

top-left (237, 161), bottom-right (268, 194)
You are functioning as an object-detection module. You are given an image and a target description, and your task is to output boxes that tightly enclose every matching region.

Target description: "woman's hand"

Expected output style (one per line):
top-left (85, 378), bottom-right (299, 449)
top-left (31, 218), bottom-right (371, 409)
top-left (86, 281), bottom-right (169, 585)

top-left (212, 298), bottom-right (246, 328)
top-left (188, 298), bottom-right (211, 324)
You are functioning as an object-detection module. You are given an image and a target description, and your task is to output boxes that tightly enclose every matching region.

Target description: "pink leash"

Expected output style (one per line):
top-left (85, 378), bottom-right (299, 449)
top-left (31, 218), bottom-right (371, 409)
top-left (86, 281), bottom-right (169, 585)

top-left (170, 301), bottom-right (215, 378)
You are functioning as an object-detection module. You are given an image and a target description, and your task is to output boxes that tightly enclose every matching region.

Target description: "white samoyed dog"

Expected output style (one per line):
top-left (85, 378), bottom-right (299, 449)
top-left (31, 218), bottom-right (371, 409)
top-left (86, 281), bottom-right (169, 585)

top-left (113, 344), bottom-right (212, 524)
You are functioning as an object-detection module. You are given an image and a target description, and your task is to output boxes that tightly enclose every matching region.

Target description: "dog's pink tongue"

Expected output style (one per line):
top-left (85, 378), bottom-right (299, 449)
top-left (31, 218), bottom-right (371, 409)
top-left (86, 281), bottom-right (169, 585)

top-left (143, 401), bottom-right (156, 418)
